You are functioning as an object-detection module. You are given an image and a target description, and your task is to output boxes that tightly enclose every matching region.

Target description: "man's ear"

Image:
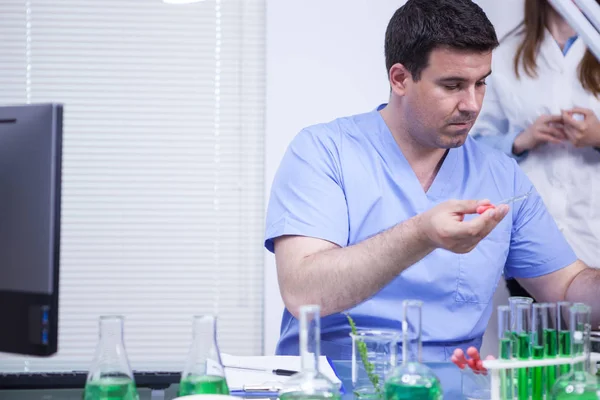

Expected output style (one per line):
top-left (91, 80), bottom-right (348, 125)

top-left (388, 63), bottom-right (412, 96)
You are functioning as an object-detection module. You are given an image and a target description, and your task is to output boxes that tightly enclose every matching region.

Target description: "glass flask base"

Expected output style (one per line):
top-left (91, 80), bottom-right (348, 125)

top-left (178, 374), bottom-right (230, 396)
top-left (384, 363), bottom-right (442, 400)
top-left (279, 371), bottom-right (341, 400)
top-left (550, 372), bottom-right (600, 400)
top-left (83, 376), bottom-right (139, 400)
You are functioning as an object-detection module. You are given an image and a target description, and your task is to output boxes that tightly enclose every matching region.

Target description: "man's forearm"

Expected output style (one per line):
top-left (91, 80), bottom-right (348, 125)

top-left (284, 215), bottom-right (436, 317)
top-left (565, 267), bottom-right (600, 328)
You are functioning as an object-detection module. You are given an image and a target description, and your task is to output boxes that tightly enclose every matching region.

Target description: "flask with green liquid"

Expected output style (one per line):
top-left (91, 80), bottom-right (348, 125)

top-left (84, 316), bottom-right (139, 400)
top-left (384, 300), bottom-right (442, 400)
top-left (178, 314), bottom-right (229, 396)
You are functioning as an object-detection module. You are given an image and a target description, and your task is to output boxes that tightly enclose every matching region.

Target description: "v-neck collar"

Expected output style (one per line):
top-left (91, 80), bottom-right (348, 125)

top-left (539, 29), bottom-right (585, 73)
top-left (369, 104), bottom-right (459, 204)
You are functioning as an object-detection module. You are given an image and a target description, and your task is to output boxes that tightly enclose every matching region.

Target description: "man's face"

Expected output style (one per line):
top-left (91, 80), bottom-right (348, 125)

top-left (402, 47), bottom-right (492, 149)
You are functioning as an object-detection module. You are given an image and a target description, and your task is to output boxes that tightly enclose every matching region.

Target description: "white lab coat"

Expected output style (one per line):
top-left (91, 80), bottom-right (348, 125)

top-left (472, 29), bottom-right (600, 268)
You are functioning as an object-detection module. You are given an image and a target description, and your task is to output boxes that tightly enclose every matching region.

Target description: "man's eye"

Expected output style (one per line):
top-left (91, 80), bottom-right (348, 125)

top-left (445, 85), bottom-right (459, 90)
top-left (476, 80), bottom-right (487, 87)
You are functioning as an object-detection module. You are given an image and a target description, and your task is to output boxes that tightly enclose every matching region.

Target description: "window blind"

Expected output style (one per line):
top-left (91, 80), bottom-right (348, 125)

top-left (0, 0), bottom-right (265, 372)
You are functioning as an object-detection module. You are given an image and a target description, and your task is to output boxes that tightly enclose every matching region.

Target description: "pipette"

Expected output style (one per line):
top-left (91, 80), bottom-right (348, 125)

top-left (476, 189), bottom-right (533, 215)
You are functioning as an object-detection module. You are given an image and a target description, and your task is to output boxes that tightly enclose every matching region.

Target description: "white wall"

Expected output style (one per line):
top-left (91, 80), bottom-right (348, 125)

top-left (263, 0), bottom-right (524, 356)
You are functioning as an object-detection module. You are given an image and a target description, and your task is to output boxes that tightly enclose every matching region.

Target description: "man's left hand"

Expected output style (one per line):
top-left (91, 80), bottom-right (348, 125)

top-left (561, 107), bottom-right (600, 148)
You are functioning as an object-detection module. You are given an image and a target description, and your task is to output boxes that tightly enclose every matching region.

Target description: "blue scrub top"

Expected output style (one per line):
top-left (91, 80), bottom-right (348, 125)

top-left (265, 105), bottom-right (577, 361)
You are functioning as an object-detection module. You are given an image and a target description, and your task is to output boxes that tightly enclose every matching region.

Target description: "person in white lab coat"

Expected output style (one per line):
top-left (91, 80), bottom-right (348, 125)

top-left (472, 0), bottom-right (600, 299)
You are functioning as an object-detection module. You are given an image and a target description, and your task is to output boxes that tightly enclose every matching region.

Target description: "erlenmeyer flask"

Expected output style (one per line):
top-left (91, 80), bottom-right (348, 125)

top-left (278, 305), bottom-right (341, 400)
top-left (84, 316), bottom-right (139, 400)
top-left (384, 300), bottom-right (442, 400)
top-left (549, 303), bottom-right (600, 400)
top-left (178, 314), bottom-right (229, 396)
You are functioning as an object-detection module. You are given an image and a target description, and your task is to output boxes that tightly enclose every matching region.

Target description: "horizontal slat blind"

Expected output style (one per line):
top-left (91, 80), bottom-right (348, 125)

top-left (0, 0), bottom-right (265, 372)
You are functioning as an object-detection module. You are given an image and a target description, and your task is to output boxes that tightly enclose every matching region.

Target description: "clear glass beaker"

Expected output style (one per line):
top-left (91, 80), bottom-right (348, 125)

top-left (84, 316), bottom-right (139, 400)
top-left (350, 329), bottom-right (399, 399)
top-left (549, 303), bottom-right (600, 400)
top-left (384, 300), bottom-right (442, 400)
top-left (461, 367), bottom-right (491, 400)
top-left (178, 314), bottom-right (229, 396)
top-left (278, 305), bottom-right (341, 400)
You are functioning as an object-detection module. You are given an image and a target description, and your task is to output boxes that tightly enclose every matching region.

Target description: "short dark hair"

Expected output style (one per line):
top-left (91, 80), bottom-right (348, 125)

top-left (384, 0), bottom-right (499, 81)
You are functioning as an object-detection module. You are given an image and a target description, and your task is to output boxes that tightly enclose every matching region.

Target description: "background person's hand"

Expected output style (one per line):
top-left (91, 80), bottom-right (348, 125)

top-left (418, 199), bottom-right (509, 254)
top-left (561, 107), bottom-right (600, 148)
top-left (512, 114), bottom-right (566, 155)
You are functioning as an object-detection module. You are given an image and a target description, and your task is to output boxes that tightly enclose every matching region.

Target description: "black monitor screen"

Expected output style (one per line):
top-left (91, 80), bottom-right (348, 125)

top-left (0, 103), bottom-right (62, 356)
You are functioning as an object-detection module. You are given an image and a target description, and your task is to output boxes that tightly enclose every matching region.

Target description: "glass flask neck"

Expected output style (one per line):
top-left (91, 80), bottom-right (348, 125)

top-left (182, 314), bottom-right (225, 378)
top-left (402, 301), bottom-right (422, 364)
top-left (569, 304), bottom-right (591, 373)
top-left (99, 316), bottom-right (125, 348)
top-left (571, 329), bottom-right (591, 373)
top-left (299, 305), bottom-right (320, 373)
top-left (193, 315), bottom-right (216, 344)
top-left (87, 315), bottom-right (135, 381)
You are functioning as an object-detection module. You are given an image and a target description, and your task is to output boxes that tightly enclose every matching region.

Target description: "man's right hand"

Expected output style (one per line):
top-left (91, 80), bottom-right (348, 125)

top-left (418, 199), bottom-right (509, 254)
top-left (512, 114), bottom-right (566, 155)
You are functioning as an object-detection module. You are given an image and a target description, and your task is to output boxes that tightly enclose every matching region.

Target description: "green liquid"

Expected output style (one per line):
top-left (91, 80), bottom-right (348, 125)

top-left (500, 337), bottom-right (512, 359)
top-left (499, 337), bottom-right (514, 400)
top-left (531, 345), bottom-right (544, 400)
top-left (384, 377), bottom-right (442, 400)
top-left (545, 329), bottom-right (558, 356)
top-left (559, 330), bottom-right (571, 376)
top-left (178, 375), bottom-right (229, 396)
top-left (279, 393), bottom-right (341, 400)
top-left (545, 328), bottom-right (558, 392)
top-left (83, 377), bottom-right (139, 400)
top-left (517, 332), bottom-right (531, 359)
top-left (517, 333), bottom-right (531, 400)
top-left (511, 331), bottom-right (519, 358)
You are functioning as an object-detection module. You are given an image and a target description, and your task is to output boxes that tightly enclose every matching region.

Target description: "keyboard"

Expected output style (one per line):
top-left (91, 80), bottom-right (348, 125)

top-left (0, 371), bottom-right (181, 390)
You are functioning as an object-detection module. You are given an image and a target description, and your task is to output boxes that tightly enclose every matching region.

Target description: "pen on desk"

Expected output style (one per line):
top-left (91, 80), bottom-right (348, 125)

top-left (224, 365), bottom-right (298, 376)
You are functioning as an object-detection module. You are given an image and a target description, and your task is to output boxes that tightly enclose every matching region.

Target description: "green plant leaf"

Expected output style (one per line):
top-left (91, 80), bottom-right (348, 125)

top-left (345, 313), bottom-right (382, 396)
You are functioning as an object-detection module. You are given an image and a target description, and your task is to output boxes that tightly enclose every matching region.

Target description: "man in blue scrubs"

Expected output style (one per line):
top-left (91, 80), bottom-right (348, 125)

top-left (265, 0), bottom-right (600, 361)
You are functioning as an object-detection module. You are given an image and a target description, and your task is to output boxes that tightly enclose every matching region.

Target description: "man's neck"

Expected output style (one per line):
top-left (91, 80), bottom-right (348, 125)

top-left (380, 105), bottom-right (448, 192)
top-left (546, 9), bottom-right (576, 48)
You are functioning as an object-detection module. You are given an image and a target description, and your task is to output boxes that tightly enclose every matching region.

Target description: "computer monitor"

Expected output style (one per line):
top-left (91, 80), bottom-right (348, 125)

top-left (0, 103), bottom-right (63, 356)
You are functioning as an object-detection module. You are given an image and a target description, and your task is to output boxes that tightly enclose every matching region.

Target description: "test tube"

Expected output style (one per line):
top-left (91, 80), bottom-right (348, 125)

top-left (531, 304), bottom-right (547, 400)
top-left (557, 301), bottom-right (572, 376)
top-left (508, 297), bottom-right (534, 358)
top-left (546, 303), bottom-right (559, 391)
top-left (498, 305), bottom-right (514, 400)
top-left (515, 303), bottom-right (531, 400)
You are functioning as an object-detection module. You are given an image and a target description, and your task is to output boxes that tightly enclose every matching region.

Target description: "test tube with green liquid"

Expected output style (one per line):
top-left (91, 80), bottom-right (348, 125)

top-left (531, 304), bottom-right (547, 400)
top-left (498, 305), bottom-right (514, 400)
top-left (509, 297), bottom-right (534, 358)
top-left (557, 301), bottom-right (572, 376)
top-left (545, 303), bottom-right (559, 391)
top-left (515, 303), bottom-right (531, 400)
